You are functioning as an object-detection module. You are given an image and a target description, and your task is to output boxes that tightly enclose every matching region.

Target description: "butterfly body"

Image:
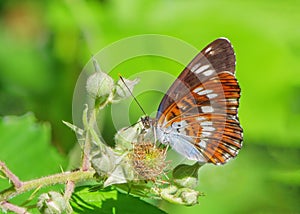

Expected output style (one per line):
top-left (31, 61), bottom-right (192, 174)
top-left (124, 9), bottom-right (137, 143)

top-left (146, 38), bottom-right (243, 165)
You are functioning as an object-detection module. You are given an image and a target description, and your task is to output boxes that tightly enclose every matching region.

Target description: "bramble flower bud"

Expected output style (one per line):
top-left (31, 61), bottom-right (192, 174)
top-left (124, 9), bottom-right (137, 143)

top-left (160, 185), bottom-right (199, 206)
top-left (172, 163), bottom-right (202, 189)
top-left (180, 188), bottom-right (199, 206)
top-left (85, 57), bottom-right (115, 109)
top-left (86, 71), bottom-right (114, 100)
top-left (37, 191), bottom-right (69, 214)
top-left (114, 77), bottom-right (139, 101)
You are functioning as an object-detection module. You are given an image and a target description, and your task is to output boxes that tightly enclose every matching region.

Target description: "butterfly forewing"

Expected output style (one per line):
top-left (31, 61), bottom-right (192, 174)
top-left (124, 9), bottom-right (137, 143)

top-left (155, 38), bottom-right (242, 164)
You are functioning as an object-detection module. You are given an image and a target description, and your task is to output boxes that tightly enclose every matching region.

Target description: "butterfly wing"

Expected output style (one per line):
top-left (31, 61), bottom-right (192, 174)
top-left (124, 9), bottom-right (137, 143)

top-left (155, 38), bottom-right (242, 164)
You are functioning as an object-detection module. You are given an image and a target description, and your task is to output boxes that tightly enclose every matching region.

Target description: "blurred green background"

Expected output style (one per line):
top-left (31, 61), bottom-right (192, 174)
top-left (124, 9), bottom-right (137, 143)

top-left (0, 0), bottom-right (299, 213)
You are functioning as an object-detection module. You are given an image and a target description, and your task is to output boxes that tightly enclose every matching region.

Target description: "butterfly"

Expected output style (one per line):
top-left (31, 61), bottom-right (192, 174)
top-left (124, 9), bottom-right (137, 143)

top-left (143, 38), bottom-right (243, 165)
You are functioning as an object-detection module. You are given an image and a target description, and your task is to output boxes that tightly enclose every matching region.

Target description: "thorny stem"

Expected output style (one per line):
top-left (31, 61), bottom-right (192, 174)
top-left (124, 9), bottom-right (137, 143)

top-left (0, 201), bottom-right (29, 214)
top-left (64, 180), bottom-right (75, 201)
top-left (0, 169), bottom-right (95, 201)
top-left (0, 104), bottom-right (102, 211)
top-left (0, 162), bottom-right (22, 188)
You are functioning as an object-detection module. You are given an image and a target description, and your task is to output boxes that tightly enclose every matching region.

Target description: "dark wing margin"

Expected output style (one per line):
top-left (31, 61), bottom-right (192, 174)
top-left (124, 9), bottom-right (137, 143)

top-left (156, 38), bottom-right (236, 119)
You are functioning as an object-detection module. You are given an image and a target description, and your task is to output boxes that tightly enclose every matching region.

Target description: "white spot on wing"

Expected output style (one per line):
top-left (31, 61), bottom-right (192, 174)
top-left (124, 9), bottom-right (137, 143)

top-left (201, 106), bottom-right (214, 113)
top-left (204, 47), bottom-right (212, 54)
top-left (227, 98), bottom-right (238, 104)
top-left (198, 89), bottom-right (213, 95)
top-left (228, 106), bottom-right (237, 111)
top-left (196, 116), bottom-right (206, 121)
top-left (207, 93), bottom-right (218, 99)
top-left (194, 64), bottom-right (210, 74)
top-left (208, 50), bottom-right (215, 55)
top-left (202, 126), bottom-right (216, 132)
top-left (201, 131), bottom-right (211, 137)
top-left (201, 121), bottom-right (213, 126)
top-left (199, 140), bottom-right (207, 148)
top-left (228, 147), bottom-right (237, 155)
top-left (190, 63), bottom-right (201, 72)
top-left (193, 87), bottom-right (203, 94)
top-left (203, 69), bottom-right (214, 76)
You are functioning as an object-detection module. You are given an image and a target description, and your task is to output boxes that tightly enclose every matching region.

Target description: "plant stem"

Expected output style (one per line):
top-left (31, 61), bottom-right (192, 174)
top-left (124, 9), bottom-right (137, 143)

top-left (64, 180), bottom-right (75, 200)
top-left (0, 201), bottom-right (29, 214)
top-left (0, 161), bottom-right (22, 188)
top-left (0, 170), bottom-right (95, 201)
top-left (64, 180), bottom-right (75, 213)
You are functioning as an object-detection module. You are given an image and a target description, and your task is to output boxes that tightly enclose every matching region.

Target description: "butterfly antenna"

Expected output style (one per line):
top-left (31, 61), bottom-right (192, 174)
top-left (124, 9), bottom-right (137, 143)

top-left (119, 74), bottom-right (147, 116)
top-left (122, 119), bottom-right (142, 131)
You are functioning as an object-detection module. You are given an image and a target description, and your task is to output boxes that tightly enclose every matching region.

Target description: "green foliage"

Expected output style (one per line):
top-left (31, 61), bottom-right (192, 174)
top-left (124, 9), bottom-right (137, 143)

top-left (71, 186), bottom-right (166, 214)
top-left (0, 0), bottom-right (300, 213)
top-left (0, 114), bottom-right (66, 185)
top-left (0, 114), bottom-right (67, 212)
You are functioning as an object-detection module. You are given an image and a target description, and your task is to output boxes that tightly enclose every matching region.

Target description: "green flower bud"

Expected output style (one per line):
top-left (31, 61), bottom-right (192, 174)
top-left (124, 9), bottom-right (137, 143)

top-left (179, 188), bottom-right (199, 206)
top-left (113, 77), bottom-right (139, 102)
top-left (86, 71), bottom-right (114, 100)
top-left (172, 163), bottom-right (202, 189)
top-left (37, 191), bottom-right (68, 214)
top-left (160, 185), bottom-right (200, 206)
top-left (86, 59), bottom-right (114, 108)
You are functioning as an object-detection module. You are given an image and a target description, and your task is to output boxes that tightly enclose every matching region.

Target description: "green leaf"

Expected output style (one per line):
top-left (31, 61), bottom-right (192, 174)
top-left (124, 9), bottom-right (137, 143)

top-left (71, 186), bottom-right (166, 214)
top-left (0, 113), bottom-right (67, 188)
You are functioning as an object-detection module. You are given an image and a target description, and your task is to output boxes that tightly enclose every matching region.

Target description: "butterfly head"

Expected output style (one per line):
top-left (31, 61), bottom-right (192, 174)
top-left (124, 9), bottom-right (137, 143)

top-left (141, 116), bottom-right (151, 129)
